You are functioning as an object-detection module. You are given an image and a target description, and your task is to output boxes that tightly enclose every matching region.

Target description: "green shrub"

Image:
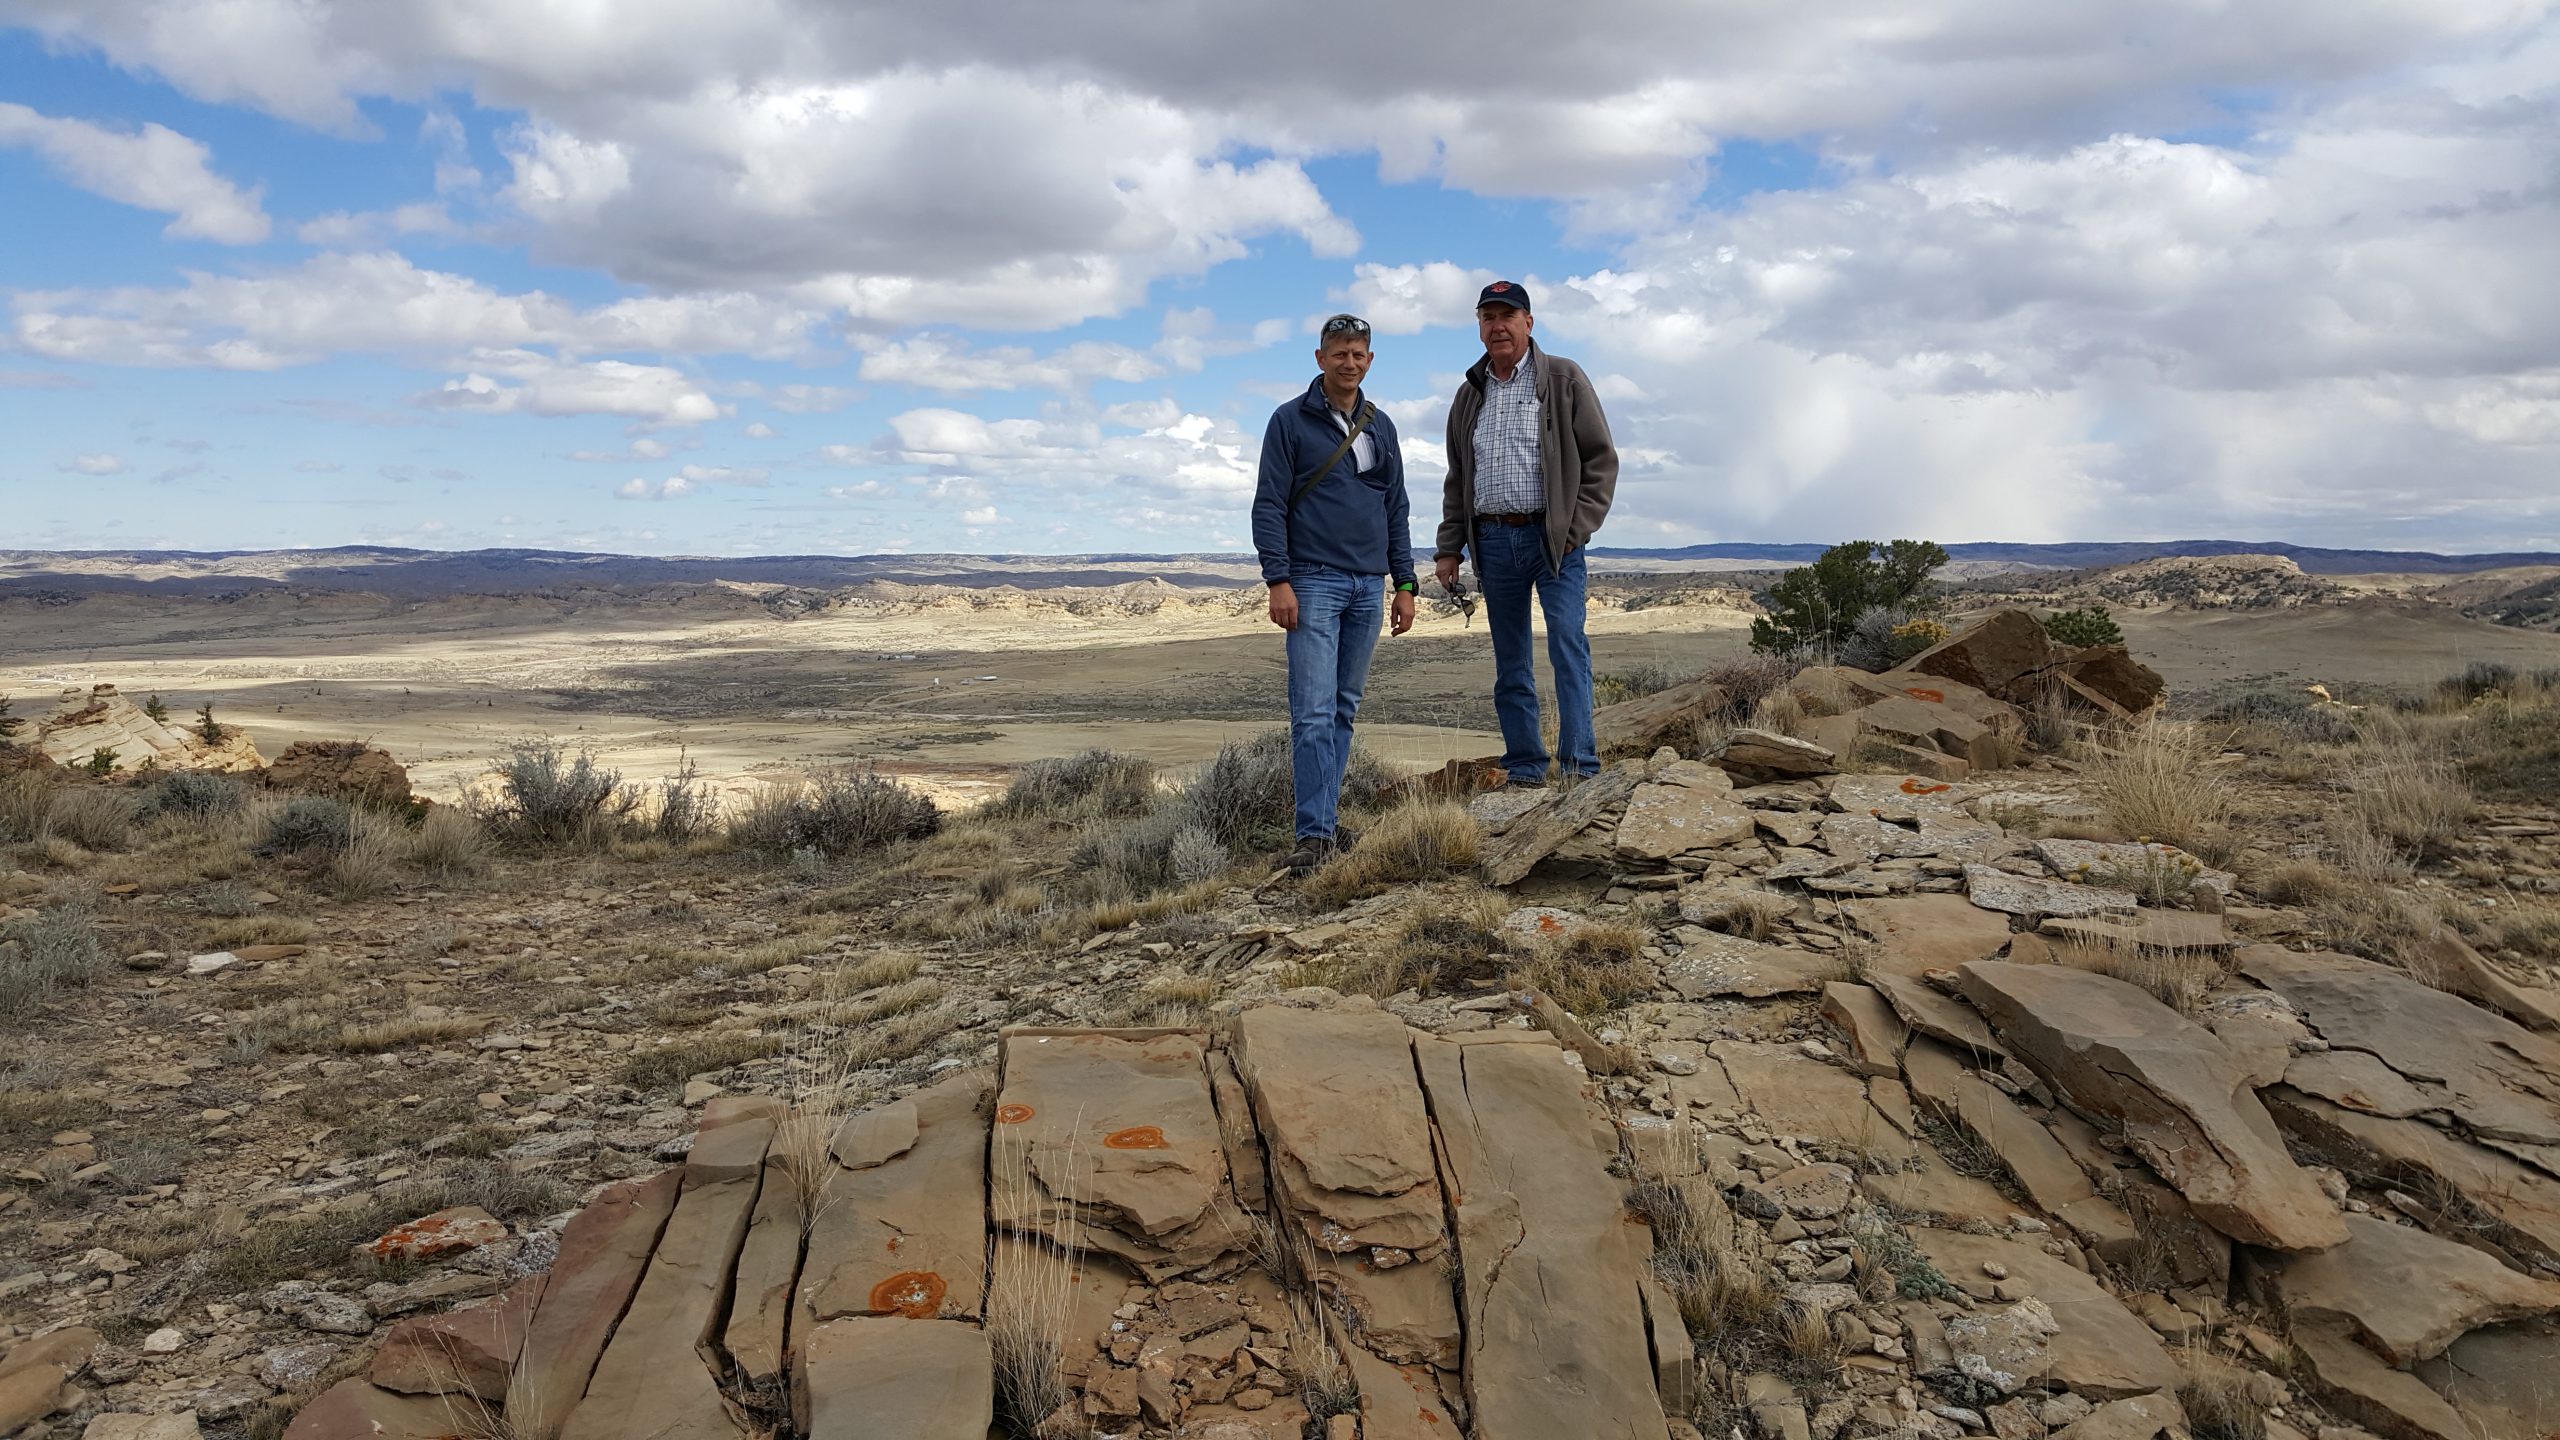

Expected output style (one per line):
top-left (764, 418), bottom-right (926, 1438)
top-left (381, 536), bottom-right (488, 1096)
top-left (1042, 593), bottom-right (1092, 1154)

top-left (146, 770), bottom-right (247, 822)
top-left (1839, 607), bottom-right (1948, 672)
top-left (82, 747), bottom-right (120, 777)
top-left (1, 906), bottom-right (110, 1020)
top-left (143, 695), bottom-right (170, 723)
top-left (257, 795), bottom-right (353, 857)
top-left (2042, 605), bottom-right (2124, 648)
top-left (989, 749), bottom-right (1159, 820)
top-left (647, 753), bottom-right (714, 841)
top-left (469, 741), bottom-right (637, 846)
top-left (1593, 664), bottom-right (1690, 708)
top-left (194, 702), bottom-right (224, 744)
top-left (729, 765), bottom-right (940, 857)
top-left (1750, 539), bottom-right (1949, 655)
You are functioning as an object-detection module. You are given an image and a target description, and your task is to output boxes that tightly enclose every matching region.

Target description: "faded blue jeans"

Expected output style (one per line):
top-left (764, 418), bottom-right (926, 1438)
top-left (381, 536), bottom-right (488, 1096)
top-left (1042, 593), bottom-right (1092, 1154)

top-left (1475, 520), bottom-right (1597, 783)
top-left (1283, 564), bottom-right (1383, 841)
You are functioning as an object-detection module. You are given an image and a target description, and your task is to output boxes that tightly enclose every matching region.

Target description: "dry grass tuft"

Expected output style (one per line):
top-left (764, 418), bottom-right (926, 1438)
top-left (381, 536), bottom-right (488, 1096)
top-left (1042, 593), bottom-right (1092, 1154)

top-left (1508, 918), bottom-right (1656, 1015)
top-left (0, 771), bottom-right (54, 843)
top-left (2178, 1347), bottom-right (2270, 1440)
top-left (2254, 858), bottom-right (2350, 906)
top-left (2348, 738), bottom-right (2479, 863)
top-left (2053, 935), bottom-right (2225, 1013)
top-left (408, 806), bottom-right (487, 876)
top-left (1300, 798), bottom-right (1478, 908)
top-left (2075, 720), bottom-right (2239, 865)
top-left (42, 788), bottom-right (138, 852)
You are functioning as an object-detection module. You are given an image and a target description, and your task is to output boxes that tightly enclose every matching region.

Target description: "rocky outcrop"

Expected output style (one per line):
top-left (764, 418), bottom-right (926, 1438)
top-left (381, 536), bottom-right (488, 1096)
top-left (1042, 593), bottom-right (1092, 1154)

top-left (1594, 677), bottom-right (1730, 758)
top-left (32, 684), bottom-right (262, 773)
top-left (1901, 610), bottom-right (2166, 715)
top-left (263, 739), bottom-right (413, 807)
top-left (1956, 961), bottom-right (2348, 1251)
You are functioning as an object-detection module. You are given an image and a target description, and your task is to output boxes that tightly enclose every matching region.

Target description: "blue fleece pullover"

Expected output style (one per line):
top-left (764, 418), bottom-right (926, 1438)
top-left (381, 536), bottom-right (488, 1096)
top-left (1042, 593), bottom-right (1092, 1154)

top-left (1250, 378), bottom-right (1415, 588)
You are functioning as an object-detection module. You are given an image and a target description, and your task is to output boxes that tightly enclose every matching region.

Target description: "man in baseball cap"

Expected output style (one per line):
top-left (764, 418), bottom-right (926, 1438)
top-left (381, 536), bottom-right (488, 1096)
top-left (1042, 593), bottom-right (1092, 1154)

top-left (1432, 280), bottom-right (1620, 787)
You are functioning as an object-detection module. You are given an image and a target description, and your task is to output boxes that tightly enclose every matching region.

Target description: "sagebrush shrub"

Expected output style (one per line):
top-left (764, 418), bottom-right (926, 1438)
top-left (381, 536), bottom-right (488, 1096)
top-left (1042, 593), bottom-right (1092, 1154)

top-left (729, 765), bottom-right (939, 857)
top-left (1, 906), bottom-right (109, 1019)
top-left (257, 794), bottom-right (353, 857)
top-left (470, 741), bottom-right (637, 846)
top-left (147, 770), bottom-right (247, 822)
top-left (990, 749), bottom-right (1159, 820)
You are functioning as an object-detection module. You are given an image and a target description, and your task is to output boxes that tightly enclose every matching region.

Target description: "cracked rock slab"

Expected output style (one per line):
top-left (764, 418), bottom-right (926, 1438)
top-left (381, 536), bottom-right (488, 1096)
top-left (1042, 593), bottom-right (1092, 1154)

top-left (1957, 961), bottom-right (2347, 1252)
top-left (1414, 1034), bottom-right (1668, 1438)
top-left (1963, 866), bottom-right (2137, 919)
top-left (2267, 1213), bottom-right (2560, 1365)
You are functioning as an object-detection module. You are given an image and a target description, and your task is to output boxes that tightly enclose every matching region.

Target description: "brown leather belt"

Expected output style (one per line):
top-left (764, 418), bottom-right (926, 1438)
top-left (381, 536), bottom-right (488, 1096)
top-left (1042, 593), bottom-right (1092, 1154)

top-left (1478, 512), bottom-right (1544, 527)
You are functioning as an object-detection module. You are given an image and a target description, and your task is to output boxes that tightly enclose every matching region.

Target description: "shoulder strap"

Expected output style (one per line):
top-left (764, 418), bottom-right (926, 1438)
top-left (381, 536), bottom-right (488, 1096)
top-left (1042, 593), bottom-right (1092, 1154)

top-left (1287, 401), bottom-right (1375, 514)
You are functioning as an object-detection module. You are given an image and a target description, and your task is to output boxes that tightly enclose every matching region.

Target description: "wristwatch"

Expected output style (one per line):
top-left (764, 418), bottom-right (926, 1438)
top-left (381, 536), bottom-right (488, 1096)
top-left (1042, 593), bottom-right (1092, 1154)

top-left (1395, 580), bottom-right (1418, 593)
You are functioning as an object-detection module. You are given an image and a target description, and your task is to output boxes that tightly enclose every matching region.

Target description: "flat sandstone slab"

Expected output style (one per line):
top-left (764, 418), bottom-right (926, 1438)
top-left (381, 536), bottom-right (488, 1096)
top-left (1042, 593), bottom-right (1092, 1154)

top-left (1415, 1035), bottom-right (1669, 1439)
top-left (797, 1317), bottom-right (993, 1440)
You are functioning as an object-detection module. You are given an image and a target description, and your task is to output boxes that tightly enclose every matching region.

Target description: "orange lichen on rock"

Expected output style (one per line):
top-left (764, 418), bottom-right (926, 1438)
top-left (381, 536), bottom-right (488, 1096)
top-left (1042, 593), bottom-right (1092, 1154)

top-left (995, 1104), bottom-right (1035, 1124)
top-left (867, 1271), bottom-right (947, 1318)
top-left (1103, 1126), bottom-right (1169, 1150)
top-left (1900, 779), bottom-right (1953, 795)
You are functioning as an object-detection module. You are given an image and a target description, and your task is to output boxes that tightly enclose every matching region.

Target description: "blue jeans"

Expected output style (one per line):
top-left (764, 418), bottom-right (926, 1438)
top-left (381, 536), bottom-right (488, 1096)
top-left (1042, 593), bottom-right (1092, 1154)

top-left (1475, 521), bottom-right (1596, 782)
top-left (1283, 565), bottom-right (1384, 841)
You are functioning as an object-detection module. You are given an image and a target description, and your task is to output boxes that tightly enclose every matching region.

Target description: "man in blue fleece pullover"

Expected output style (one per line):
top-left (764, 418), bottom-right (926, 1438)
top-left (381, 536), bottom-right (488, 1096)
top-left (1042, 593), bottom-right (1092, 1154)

top-left (1251, 313), bottom-right (1417, 875)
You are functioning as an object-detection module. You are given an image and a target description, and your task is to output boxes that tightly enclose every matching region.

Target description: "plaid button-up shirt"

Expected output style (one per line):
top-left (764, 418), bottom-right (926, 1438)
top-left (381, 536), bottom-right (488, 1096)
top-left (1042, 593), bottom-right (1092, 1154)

top-left (1471, 344), bottom-right (1542, 515)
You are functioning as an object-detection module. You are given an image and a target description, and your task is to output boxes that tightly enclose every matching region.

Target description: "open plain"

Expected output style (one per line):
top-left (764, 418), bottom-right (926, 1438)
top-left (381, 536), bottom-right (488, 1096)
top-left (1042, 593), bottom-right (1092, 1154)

top-left (4, 549), bottom-right (2560, 1440)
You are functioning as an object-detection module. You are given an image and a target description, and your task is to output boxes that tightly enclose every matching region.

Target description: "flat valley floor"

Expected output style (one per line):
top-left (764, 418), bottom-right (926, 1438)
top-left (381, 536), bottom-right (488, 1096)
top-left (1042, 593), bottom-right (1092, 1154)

top-left (9, 584), bottom-right (2560, 805)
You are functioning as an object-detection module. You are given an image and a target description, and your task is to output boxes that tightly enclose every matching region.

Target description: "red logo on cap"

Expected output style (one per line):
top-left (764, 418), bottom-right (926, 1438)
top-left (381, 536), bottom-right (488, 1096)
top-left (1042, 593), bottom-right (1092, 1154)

top-left (1489, 282), bottom-right (1511, 292)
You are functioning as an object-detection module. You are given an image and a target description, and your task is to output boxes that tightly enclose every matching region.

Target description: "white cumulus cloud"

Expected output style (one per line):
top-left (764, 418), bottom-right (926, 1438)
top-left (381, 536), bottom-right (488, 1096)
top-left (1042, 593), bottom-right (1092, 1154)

top-left (0, 102), bottom-right (270, 242)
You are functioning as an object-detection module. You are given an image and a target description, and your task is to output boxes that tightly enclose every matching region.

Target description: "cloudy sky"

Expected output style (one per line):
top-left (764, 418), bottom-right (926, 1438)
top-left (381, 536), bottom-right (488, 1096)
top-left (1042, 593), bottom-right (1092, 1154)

top-left (2, 1), bottom-right (2555, 558)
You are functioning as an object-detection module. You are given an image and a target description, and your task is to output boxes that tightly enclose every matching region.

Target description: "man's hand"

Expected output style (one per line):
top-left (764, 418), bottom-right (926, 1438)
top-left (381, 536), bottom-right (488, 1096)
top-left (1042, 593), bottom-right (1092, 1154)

top-left (1266, 581), bottom-right (1298, 631)
top-left (1390, 590), bottom-right (1416, 636)
top-left (1434, 554), bottom-right (1461, 587)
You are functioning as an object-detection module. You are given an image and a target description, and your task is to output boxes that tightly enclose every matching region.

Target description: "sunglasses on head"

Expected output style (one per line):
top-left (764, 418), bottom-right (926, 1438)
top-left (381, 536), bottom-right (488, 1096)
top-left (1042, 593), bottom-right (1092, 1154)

top-left (1321, 314), bottom-right (1371, 336)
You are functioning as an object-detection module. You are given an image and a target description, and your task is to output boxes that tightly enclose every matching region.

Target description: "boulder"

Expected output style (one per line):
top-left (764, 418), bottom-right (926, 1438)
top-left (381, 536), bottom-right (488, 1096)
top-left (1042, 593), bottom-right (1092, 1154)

top-left (1841, 894), bottom-right (2017, 978)
top-left (558, 1102), bottom-right (779, 1440)
top-left (1595, 678), bottom-right (1730, 758)
top-left (356, 1205), bottom-right (508, 1264)
top-left (1957, 961), bottom-right (2348, 1251)
top-left (1714, 729), bottom-right (1838, 780)
top-left (2413, 1317), bottom-right (2560, 1440)
top-left (1963, 865), bottom-right (2137, 919)
top-left (1614, 780), bottom-right (1756, 860)
top-left (1664, 933), bottom-right (1840, 1000)
top-left (1905, 611), bottom-right (2066, 702)
top-left (989, 1031), bottom-right (1246, 1279)
top-left (2289, 1318), bottom-right (2470, 1440)
top-left (264, 740), bottom-right (412, 807)
top-left (0, 1327), bottom-right (97, 1434)
top-left (2062, 645), bottom-right (2166, 715)
top-left (2265, 1213), bottom-right (2560, 1365)
top-left (1477, 766), bottom-right (1642, 885)
top-left (1818, 983), bottom-right (1908, 1077)
top-left (370, 1276), bottom-right (544, 1401)
top-left (1235, 1009), bottom-right (1457, 1368)
top-left (1713, 1040), bottom-right (1912, 1163)
top-left (2261, 1086), bottom-right (2560, 1272)
top-left (2414, 932), bottom-right (2560, 1032)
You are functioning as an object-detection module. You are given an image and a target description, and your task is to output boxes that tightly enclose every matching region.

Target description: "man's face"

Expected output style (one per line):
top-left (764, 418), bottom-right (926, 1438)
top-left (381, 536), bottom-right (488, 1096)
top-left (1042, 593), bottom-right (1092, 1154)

top-left (1478, 304), bottom-right (1532, 364)
top-left (1316, 336), bottom-right (1373, 393)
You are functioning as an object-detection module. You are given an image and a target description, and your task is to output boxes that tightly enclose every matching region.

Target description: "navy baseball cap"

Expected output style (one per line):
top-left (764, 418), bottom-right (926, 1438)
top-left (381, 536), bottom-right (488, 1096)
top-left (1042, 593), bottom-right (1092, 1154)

top-left (1477, 279), bottom-right (1531, 312)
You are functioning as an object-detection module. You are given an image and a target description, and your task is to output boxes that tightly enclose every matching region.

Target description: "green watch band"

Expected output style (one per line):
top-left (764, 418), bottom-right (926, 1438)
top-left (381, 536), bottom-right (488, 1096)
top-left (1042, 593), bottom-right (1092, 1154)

top-left (1395, 580), bottom-right (1417, 593)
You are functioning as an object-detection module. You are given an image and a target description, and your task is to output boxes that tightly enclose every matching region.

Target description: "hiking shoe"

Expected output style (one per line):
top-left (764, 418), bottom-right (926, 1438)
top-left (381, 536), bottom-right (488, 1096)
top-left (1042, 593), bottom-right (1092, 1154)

top-left (1504, 773), bottom-right (1549, 790)
top-left (1332, 825), bottom-right (1363, 853)
top-left (1285, 839), bottom-right (1331, 876)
